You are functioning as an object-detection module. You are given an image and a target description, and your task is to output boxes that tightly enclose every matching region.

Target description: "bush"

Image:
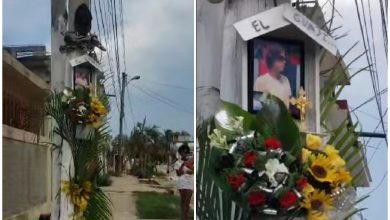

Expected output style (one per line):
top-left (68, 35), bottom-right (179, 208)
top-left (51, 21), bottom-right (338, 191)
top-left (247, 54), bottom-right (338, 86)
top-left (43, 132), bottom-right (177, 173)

top-left (130, 164), bottom-right (156, 179)
top-left (96, 173), bottom-right (113, 187)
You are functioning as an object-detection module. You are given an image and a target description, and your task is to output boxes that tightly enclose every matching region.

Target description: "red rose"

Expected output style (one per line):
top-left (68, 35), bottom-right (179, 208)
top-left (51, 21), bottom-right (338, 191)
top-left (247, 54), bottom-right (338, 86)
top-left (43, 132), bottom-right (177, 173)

top-left (297, 177), bottom-right (308, 191)
top-left (228, 173), bottom-right (245, 191)
top-left (279, 191), bottom-right (298, 209)
top-left (248, 191), bottom-right (267, 206)
top-left (265, 137), bottom-right (282, 150)
top-left (244, 151), bottom-right (257, 166)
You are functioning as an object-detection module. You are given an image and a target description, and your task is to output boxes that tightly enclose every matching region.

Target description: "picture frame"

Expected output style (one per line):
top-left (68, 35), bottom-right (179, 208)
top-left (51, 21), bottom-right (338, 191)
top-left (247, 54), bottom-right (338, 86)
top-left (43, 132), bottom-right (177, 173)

top-left (73, 65), bottom-right (93, 89)
top-left (248, 37), bottom-right (305, 114)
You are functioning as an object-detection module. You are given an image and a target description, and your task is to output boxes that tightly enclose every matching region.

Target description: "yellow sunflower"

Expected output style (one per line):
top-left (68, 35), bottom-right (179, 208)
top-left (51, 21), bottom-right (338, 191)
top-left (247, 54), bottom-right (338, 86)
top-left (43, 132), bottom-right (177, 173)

top-left (308, 154), bottom-right (337, 183)
top-left (91, 97), bottom-right (107, 115)
top-left (332, 168), bottom-right (352, 187)
top-left (324, 145), bottom-right (346, 169)
top-left (302, 182), bottom-right (315, 197)
top-left (301, 190), bottom-right (333, 220)
top-left (306, 134), bottom-right (322, 150)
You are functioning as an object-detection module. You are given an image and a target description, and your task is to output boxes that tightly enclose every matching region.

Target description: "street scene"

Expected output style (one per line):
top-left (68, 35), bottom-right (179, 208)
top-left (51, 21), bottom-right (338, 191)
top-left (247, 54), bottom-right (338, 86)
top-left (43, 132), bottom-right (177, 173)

top-left (3, 0), bottom-right (194, 220)
top-left (2, 0), bottom-right (389, 220)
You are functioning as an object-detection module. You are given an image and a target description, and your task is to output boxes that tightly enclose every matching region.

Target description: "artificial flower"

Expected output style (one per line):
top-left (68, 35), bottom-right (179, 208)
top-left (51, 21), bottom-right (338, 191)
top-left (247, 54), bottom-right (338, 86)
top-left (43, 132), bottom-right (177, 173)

top-left (332, 168), bottom-right (352, 186)
top-left (265, 159), bottom-right (289, 187)
top-left (264, 137), bottom-right (282, 150)
top-left (324, 145), bottom-right (346, 169)
top-left (209, 129), bottom-right (228, 149)
top-left (243, 151), bottom-right (257, 166)
top-left (301, 190), bottom-right (333, 220)
top-left (306, 134), bottom-right (322, 150)
top-left (297, 177), bottom-right (309, 190)
top-left (279, 191), bottom-right (298, 209)
top-left (228, 116), bottom-right (244, 134)
top-left (91, 97), bottom-right (107, 116)
top-left (297, 177), bottom-right (314, 196)
top-left (308, 154), bottom-right (337, 183)
top-left (83, 181), bottom-right (93, 193)
top-left (228, 173), bottom-right (245, 191)
top-left (61, 88), bottom-right (75, 103)
top-left (248, 191), bottom-right (267, 206)
top-left (301, 148), bottom-right (311, 163)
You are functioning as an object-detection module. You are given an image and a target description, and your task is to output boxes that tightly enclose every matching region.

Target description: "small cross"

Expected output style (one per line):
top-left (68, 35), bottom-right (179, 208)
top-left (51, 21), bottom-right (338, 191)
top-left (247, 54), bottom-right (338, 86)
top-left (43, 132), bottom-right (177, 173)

top-left (290, 87), bottom-right (310, 121)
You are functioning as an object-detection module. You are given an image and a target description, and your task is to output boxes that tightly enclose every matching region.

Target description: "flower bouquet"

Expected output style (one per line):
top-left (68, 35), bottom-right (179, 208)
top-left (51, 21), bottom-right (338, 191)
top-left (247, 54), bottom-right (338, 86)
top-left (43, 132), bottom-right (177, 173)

top-left (61, 87), bottom-right (108, 139)
top-left (207, 95), bottom-right (358, 220)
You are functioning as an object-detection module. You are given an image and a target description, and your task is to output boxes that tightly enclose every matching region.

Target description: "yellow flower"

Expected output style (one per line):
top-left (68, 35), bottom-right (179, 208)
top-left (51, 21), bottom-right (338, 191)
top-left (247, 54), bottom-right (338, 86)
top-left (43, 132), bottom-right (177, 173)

top-left (301, 148), bottom-right (312, 163)
top-left (324, 145), bottom-right (346, 169)
top-left (83, 181), bottom-right (93, 193)
top-left (306, 134), bottom-right (322, 150)
top-left (302, 183), bottom-right (315, 197)
top-left (301, 190), bottom-right (333, 220)
top-left (308, 154), bottom-right (337, 183)
top-left (332, 169), bottom-right (352, 187)
top-left (323, 145), bottom-right (338, 155)
top-left (91, 98), bottom-right (107, 115)
top-left (77, 197), bottom-right (89, 211)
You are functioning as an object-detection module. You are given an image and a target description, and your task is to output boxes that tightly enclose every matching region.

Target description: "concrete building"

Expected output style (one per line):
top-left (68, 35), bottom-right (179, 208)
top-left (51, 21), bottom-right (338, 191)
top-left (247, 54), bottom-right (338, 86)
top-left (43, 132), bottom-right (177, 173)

top-left (3, 46), bottom-right (52, 220)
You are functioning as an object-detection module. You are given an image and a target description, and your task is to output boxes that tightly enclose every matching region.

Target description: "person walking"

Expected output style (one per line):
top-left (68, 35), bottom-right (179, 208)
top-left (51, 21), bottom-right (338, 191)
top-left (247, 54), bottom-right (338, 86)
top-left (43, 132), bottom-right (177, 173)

top-left (174, 144), bottom-right (194, 220)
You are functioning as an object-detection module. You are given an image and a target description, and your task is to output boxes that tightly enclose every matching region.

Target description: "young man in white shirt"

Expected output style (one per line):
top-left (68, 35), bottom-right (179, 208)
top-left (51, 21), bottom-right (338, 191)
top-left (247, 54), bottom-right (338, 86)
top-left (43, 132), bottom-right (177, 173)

top-left (254, 45), bottom-right (292, 107)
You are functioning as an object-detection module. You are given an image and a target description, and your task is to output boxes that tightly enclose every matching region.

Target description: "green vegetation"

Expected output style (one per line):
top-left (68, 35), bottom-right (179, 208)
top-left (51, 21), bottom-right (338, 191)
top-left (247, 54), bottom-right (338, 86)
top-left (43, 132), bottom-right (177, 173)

top-left (134, 191), bottom-right (193, 219)
top-left (96, 173), bottom-right (113, 187)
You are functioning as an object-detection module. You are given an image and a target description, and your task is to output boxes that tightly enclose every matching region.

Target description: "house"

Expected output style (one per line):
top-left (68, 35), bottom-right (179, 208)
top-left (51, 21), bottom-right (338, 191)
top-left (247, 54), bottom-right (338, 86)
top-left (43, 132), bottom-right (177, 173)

top-left (3, 46), bottom-right (52, 220)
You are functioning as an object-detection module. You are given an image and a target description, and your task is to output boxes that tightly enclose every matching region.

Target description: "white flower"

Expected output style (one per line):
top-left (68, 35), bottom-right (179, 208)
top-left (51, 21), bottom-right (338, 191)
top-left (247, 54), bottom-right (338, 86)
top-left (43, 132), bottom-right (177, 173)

top-left (228, 116), bottom-right (244, 134)
top-left (208, 129), bottom-right (228, 149)
top-left (265, 159), bottom-right (289, 187)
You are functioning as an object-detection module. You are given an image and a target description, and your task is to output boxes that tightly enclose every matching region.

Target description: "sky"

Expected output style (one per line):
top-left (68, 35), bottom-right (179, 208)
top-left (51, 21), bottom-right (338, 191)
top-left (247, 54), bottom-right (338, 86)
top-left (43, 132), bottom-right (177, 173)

top-left (319, 0), bottom-right (388, 219)
top-left (3, 0), bottom-right (194, 137)
top-left (2, 0), bottom-right (388, 219)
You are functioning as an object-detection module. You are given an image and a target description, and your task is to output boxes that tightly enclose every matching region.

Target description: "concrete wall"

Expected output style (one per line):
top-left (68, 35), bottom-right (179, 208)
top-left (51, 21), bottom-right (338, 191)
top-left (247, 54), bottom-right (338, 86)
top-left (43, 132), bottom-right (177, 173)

top-left (3, 126), bottom-right (52, 220)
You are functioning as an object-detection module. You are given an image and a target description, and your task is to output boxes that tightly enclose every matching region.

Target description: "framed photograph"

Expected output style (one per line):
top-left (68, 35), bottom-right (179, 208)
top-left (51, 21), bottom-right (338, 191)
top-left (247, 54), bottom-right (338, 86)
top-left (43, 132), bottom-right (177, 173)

top-left (248, 37), bottom-right (304, 113)
top-left (73, 65), bottom-right (92, 89)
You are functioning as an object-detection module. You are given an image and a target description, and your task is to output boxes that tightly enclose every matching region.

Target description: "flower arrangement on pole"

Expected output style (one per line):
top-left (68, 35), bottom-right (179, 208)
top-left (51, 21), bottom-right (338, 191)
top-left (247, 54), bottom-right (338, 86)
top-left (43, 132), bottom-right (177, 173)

top-left (206, 94), bottom-right (358, 219)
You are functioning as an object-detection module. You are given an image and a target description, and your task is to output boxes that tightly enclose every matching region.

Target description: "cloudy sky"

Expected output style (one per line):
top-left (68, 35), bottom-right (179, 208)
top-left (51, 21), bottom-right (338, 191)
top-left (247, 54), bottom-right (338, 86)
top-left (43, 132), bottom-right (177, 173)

top-left (3, 0), bottom-right (194, 137)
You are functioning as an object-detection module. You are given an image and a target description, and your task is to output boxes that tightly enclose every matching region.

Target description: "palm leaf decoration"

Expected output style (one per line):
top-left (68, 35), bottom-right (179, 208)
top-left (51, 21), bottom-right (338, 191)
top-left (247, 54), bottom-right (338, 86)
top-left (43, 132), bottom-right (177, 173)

top-left (45, 88), bottom-right (112, 220)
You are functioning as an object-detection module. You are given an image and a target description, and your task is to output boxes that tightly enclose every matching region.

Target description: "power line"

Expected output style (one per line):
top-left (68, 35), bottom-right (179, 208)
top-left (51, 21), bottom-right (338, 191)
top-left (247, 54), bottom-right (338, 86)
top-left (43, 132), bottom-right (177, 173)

top-left (95, 0), bottom-right (120, 113)
top-left (364, 108), bottom-right (388, 148)
top-left (354, 0), bottom-right (387, 145)
top-left (139, 83), bottom-right (182, 106)
top-left (351, 88), bottom-right (387, 112)
top-left (142, 79), bottom-right (193, 91)
top-left (367, 171), bottom-right (388, 195)
top-left (132, 84), bottom-right (192, 115)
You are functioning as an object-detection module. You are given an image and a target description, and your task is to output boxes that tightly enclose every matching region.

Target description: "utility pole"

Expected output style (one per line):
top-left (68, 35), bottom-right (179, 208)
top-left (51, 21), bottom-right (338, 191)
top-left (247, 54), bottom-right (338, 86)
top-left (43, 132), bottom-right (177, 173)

top-left (51, 0), bottom-right (89, 219)
top-left (116, 72), bottom-right (127, 176)
top-left (115, 73), bottom-right (140, 176)
top-left (51, 1), bottom-right (67, 218)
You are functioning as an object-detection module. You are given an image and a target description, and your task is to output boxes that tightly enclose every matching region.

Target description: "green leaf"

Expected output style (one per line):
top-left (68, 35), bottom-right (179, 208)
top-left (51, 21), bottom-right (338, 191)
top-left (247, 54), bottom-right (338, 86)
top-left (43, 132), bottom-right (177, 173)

top-left (256, 95), bottom-right (301, 156)
top-left (343, 208), bottom-right (367, 220)
top-left (353, 194), bottom-right (370, 206)
top-left (215, 100), bottom-right (256, 139)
